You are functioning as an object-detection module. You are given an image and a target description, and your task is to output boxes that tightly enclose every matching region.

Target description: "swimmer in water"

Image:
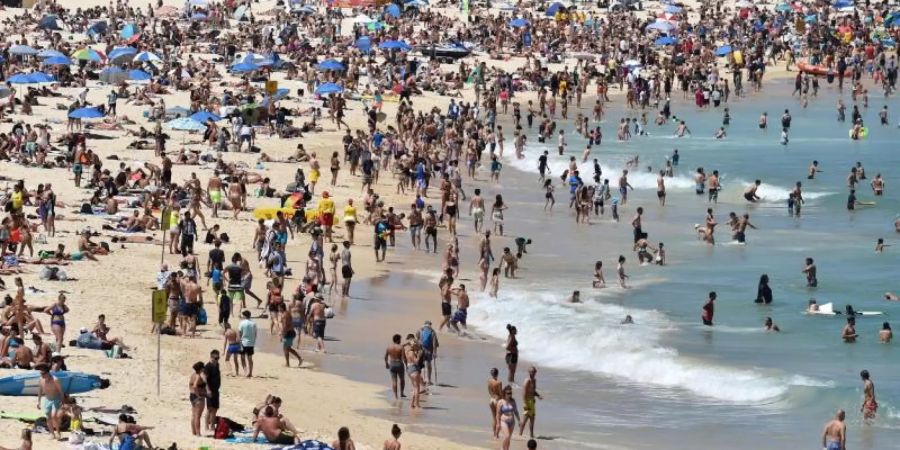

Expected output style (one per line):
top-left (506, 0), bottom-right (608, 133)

top-left (879, 322), bottom-right (892, 343)
top-left (807, 298), bottom-right (820, 312)
top-left (569, 290), bottom-right (581, 303)
top-left (764, 317), bottom-right (780, 332)
top-left (821, 409), bottom-right (846, 450)
top-left (714, 127), bottom-right (727, 139)
top-left (592, 261), bottom-right (606, 288)
top-left (616, 255), bottom-right (628, 289)
top-left (743, 180), bottom-right (761, 202)
top-left (621, 315), bottom-right (634, 324)
top-left (758, 112), bottom-right (768, 130)
top-left (875, 238), bottom-right (890, 253)
top-left (842, 317), bottom-right (858, 343)
top-left (803, 257), bottom-right (818, 288)
top-left (674, 120), bottom-right (691, 137)
top-left (808, 160), bottom-right (821, 180)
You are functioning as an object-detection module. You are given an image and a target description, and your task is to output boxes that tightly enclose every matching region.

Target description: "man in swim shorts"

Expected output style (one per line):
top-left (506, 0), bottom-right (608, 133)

top-left (253, 406), bottom-right (301, 445)
top-left (384, 334), bottom-right (406, 399)
top-left (208, 171), bottom-right (223, 218)
top-left (822, 409), bottom-right (846, 450)
top-left (519, 366), bottom-right (542, 438)
top-left (223, 322), bottom-right (241, 376)
top-left (37, 365), bottom-right (64, 440)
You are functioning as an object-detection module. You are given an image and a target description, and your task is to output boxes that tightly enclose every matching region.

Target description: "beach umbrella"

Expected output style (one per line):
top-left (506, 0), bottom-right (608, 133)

top-left (134, 51), bottom-right (162, 62)
top-left (230, 62), bottom-right (259, 73)
top-left (9, 45), bottom-right (38, 56)
top-left (775, 2), bottom-right (791, 11)
top-left (509, 18), bottom-right (529, 28)
top-left (120, 24), bottom-right (139, 40)
top-left (406, 0), bottom-right (428, 7)
top-left (38, 15), bottom-right (61, 30)
top-left (0, 87), bottom-right (11, 98)
top-left (87, 20), bottom-right (108, 37)
top-left (664, 4), bottom-right (683, 13)
top-left (7, 73), bottom-right (37, 84)
top-left (356, 36), bottom-right (372, 53)
top-left (353, 14), bottom-right (375, 23)
top-left (715, 45), bottom-right (733, 56)
top-left (189, 0), bottom-right (208, 4)
top-left (546, 2), bottom-right (566, 16)
top-left (623, 59), bottom-right (641, 67)
top-left (833, 0), bottom-right (853, 8)
top-left (655, 36), bottom-right (677, 46)
top-left (127, 70), bottom-right (152, 82)
top-left (315, 82), bottom-right (344, 95)
top-left (166, 106), bottom-right (191, 117)
top-left (100, 67), bottom-right (128, 84)
top-left (191, 13), bottom-right (208, 21)
top-left (378, 40), bottom-right (411, 51)
top-left (385, 4), bottom-right (401, 17)
top-left (804, 14), bottom-right (818, 23)
top-left (291, 5), bottom-right (316, 14)
top-left (72, 48), bottom-right (104, 62)
top-left (190, 111), bottom-right (221, 122)
top-left (646, 21), bottom-right (675, 32)
top-left (27, 72), bottom-right (55, 83)
top-left (317, 59), bottom-right (346, 71)
top-left (367, 21), bottom-right (387, 31)
top-left (38, 49), bottom-right (65, 59)
top-left (234, 4), bottom-right (250, 20)
top-left (42, 56), bottom-right (72, 66)
top-left (108, 46), bottom-right (137, 62)
top-left (735, 0), bottom-right (753, 7)
top-left (882, 38), bottom-right (896, 47)
top-left (167, 117), bottom-right (207, 131)
top-left (69, 107), bottom-right (105, 119)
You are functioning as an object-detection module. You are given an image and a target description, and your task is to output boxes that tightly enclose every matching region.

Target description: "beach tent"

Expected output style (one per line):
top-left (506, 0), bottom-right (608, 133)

top-left (315, 82), bottom-right (344, 95)
top-left (378, 40), bottom-right (412, 51)
top-left (38, 15), bottom-right (62, 30)
top-left (509, 18), bottom-right (529, 28)
top-left (715, 45), bottom-right (733, 56)
top-left (190, 111), bottom-right (222, 122)
top-left (69, 107), bottom-right (105, 119)
top-left (38, 49), bottom-right (66, 59)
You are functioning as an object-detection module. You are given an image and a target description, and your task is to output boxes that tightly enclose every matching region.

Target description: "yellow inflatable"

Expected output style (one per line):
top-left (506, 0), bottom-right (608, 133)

top-left (252, 207), bottom-right (297, 220)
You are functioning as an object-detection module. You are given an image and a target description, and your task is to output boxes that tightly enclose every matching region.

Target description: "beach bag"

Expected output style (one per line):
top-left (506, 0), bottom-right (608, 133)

top-left (214, 417), bottom-right (232, 439)
top-left (80, 203), bottom-right (93, 214)
top-left (197, 307), bottom-right (208, 325)
top-left (40, 266), bottom-right (59, 280)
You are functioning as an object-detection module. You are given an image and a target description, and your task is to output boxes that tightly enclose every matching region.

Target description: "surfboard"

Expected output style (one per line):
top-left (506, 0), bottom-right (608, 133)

top-left (0, 372), bottom-right (108, 397)
top-left (805, 302), bottom-right (883, 316)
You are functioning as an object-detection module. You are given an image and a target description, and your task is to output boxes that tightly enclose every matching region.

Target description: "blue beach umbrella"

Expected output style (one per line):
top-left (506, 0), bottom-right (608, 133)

top-left (804, 14), bottom-right (818, 23)
top-left (108, 46), bottom-right (137, 62)
top-left (882, 38), bottom-right (896, 47)
top-left (664, 4), bottom-right (682, 13)
top-left (127, 70), bottom-right (152, 82)
top-left (87, 20), bottom-right (108, 36)
top-left (38, 49), bottom-right (66, 59)
top-left (715, 45), bottom-right (733, 56)
top-left (167, 117), bottom-right (207, 131)
top-left (509, 18), bottom-right (529, 28)
top-left (315, 82), bottom-right (343, 95)
top-left (134, 51), bottom-right (161, 62)
top-left (191, 13), bottom-right (208, 21)
top-left (655, 36), bottom-right (677, 46)
top-left (100, 67), bottom-right (127, 84)
top-left (27, 72), bottom-right (56, 83)
top-left (356, 36), bottom-right (372, 53)
top-left (7, 73), bottom-right (37, 84)
top-left (190, 110), bottom-right (221, 122)
top-left (378, 40), bottom-right (411, 51)
top-left (546, 2), bottom-right (565, 16)
top-left (9, 45), bottom-right (38, 56)
top-left (646, 21), bottom-right (675, 32)
top-left (832, 0), bottom-right (853, 8)
top-left (317, 59), bottom-right (345, 71)
top-left (775, 3), bottom-right (791, 11)
top-left (39, 15), bottom-right (62, 30)
top-left (43, 56), bottom-right (72, 66)
top-left (385, 3), bottom-right (401, 17)
top-left (120, 24), bottom-right (139, 39)
top-left (69, 107), bottom-right (105, 119)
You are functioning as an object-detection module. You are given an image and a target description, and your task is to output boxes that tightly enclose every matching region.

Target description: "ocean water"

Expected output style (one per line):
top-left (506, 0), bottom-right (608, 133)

top-left (463, 79), bottom-right (900, 449)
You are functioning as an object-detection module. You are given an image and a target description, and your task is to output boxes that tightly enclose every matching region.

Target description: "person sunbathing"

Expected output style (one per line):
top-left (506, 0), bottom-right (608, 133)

top-left (252, 405), bottom-right (302, 445)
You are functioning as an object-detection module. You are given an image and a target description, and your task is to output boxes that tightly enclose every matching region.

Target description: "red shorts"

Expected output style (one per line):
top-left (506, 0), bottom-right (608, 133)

top-left (320, 213), bottom-right (334, 226)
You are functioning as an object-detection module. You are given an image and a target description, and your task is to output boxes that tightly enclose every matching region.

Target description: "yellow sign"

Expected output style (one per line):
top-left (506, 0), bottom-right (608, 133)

top-left (152, 289), bottom-right (168, 324)
top-left (265, 80), bottom-right (278, 95)
top-left (160, 207), bottom-right (171, 232)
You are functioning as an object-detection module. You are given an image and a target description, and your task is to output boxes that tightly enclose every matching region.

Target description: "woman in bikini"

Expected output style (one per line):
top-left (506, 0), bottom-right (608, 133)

top-left (494, 385), bottom-right (520, 450)
top-left (44, 293), bottom-right (69, 351)
top-left (405, 339), bottom-right (423, 409)
top-left (189, 361), bottom-right (207, 436)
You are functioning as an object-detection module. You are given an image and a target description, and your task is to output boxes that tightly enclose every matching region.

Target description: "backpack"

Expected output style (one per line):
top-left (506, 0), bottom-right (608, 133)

top-left (214, 417), bottom-right (233, 439)
top-left (197, 307), bottom-right (208, 325)
top-left (420, 326), bottom-right (434, 350)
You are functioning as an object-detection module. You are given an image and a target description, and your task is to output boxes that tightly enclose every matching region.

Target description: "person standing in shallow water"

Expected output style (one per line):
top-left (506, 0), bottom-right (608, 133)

top-left (754, 274), bottom-right (772, 304)
top-left (505, 325), bottom-right (518, 384)
top-left (702, 292), bottom-right (716, 326)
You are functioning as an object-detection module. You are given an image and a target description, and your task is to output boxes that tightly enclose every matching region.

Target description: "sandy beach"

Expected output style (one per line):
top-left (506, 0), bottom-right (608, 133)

top-left (0, 0), bottom-right (896, 449)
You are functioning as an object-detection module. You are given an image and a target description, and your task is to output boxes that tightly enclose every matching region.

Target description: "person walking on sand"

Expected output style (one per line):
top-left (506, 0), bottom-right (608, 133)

top-left (860, 370), bottom-right (877, 421)
top-left (36, 365), bottom-right (63, 440)
top-left (488, 368), bottom-right (503, 437)
top-left (280, 304), bottom-right (303, 367)
top-left (384, 334), bottom-right (406, 399)
top-left (223, 322), bottom-right (241, 376)
top-left (238, 310), bottom-right (257, 377)
top-left (822, 409), bottom-right (846, 450)
top-left (519, 366), bottom-right (542, 438)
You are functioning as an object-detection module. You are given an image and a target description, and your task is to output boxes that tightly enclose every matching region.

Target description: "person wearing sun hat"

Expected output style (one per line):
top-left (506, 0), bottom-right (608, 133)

top-left (317, 191), bottom-right (336, 242)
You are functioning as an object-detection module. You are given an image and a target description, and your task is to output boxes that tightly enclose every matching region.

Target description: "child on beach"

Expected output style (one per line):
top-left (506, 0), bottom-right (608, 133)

top-left (489, 268), bottom-right (501, 298)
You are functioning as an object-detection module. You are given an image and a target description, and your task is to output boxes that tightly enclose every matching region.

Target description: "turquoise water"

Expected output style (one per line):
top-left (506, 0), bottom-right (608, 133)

top-left (466, 79), bottom-right (900, 449)
top-left (306, 78), bottom-right (900, 449)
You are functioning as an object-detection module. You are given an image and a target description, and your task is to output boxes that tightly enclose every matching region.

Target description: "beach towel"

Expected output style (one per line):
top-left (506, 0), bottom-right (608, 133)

top-left (224, 433), bottom-right (275, 444)
top-left (275, 440), bottom-right (335, 450)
